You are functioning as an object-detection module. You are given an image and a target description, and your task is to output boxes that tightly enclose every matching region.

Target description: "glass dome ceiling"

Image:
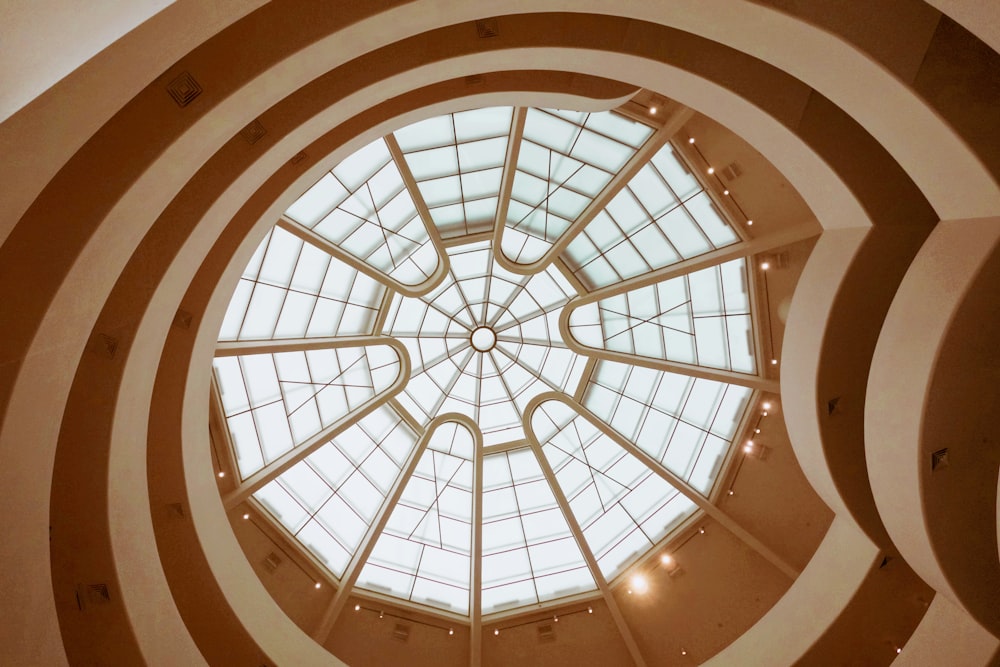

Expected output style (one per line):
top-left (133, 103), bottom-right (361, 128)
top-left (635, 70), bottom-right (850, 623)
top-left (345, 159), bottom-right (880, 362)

top-left (212, 105), bottom-right (759, 622)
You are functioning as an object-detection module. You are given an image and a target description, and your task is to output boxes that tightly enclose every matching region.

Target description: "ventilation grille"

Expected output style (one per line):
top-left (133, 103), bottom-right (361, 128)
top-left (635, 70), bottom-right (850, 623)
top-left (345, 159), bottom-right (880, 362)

top-left (476, 18), bottom-right (499, 38)
top-left (240, 119), bottom-right (267, 145)
top-left (931, 448), bottom-right (950, 471)
top-left (537, 623), bottom-right (555, 643)
top-left (392, 623), bottom-right (410, 642)
top-left (263, 552), bottom-right (282, 572)
top-left (166, 71), bottom-right (202, 107)
top-left (719, 161), bottom-right (743, 182)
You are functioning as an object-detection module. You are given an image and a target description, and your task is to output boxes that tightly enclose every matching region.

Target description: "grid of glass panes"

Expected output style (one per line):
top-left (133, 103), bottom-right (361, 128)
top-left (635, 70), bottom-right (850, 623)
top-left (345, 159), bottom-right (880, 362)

top-left (532, 400), bottom-right (697, 580)
top-left (212, 344), bottom-right (401, 478)
top-left (501, 109), bottom-right (654, 265)
top-left (384, 241), bottom-right (588, 446)
top-left (395, 107), bottom-right (513, 239)
top-left (481, 448), bottom-right (596, 614)
top-left (582, 360), bottom-right (751, 495)
top-left (218, 227), bottom-right (384, 341)
top-left (568, 258), bottom-right (755, 373)
top-left (564, 143), bottom-right (739, 290)
top-left (357, 421), bottom-right (475, 614)
top-left (283, 137), bottom-right (440, 286)
top-left (251, 406), bottom-right (418, 577)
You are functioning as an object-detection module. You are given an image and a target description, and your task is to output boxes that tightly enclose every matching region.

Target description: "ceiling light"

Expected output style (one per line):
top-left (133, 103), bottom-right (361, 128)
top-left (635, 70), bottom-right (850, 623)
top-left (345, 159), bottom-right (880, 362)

top-left (723, 189), bottom-right (730, 195)
top-left (494, 628), bottom-right (500, 636)
top-left (553, 615), bottom-right (559, 622)
top-left (763, 410), bottom-right (769, 416)
top-left (760, 261), bottom-right (770, 270)
top-left (707, 167), bottom-right (715, 175)
top-left (217, 471), bottom-right (225, 478)
top-left (449, 628), bottom-right (454, 636)
top-left (728, 489), bottom-right (735, 495)
top-left (762, 402), bottom-right (772, 410)
top-left (688, 137), bottom-right (695, 144)
top-left (314, 582), bottom-right (321, 589)
top-left (649, 105), bottom-right (658, 115)
top-left (698, 527), bottom-right (706, 534)
top-left (242, 512), bottom-right (249, 520)
top-left (587, 606), bottom-right (593, 614)
top-left (354, 604), bottom-right (361, 611)
top-left (771, 359), bottom-right (778, 365)
top-left (747, 219), bottom-right (753, 226)
top-left (660, 553), bottom-right (674, 566)
top-left (744, 443), bottom-right (753, 453)
top-left (629, 574), bottom-right (649, 594)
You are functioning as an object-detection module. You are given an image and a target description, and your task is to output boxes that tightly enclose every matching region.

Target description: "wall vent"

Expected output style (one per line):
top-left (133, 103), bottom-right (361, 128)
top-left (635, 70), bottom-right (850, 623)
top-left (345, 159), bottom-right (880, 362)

top-left (392, 623), bottom-right (411, 642)
top-left (240, 119), bottom-right (267, 145)
top-left (931, 448), bottom-right (950, 471)
top-left (91, 333), bottom-right (118, 359)
top-left (172, 309), bottom-right (193, 329)
top-left (826, 397), bottom-right (841, 416)
top-left (166, 71), bottom-right (202, 107)
top-left (476, 18), bottom-right (499, 38)
top-left (290, 151), bottom-right (308, 165)
top-left (720, 161), bottom-right (743, 182)
top-left (537, 623), bottom-right (555, 642)
top-left (77, 583), bottom-right (111, 610)
top-left (263, 551), bottom-right (282, 572)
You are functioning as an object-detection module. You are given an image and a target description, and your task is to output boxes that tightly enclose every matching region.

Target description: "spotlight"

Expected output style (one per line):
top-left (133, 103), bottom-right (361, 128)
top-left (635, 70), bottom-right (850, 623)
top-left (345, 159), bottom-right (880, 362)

top-left (688, 137), bottom-right (695, 144)
top-left (707, 167), bottom-right (715, 175)
top-left (314, 582), bottom-right (321, 589)
top-left (761, 261), bottom-right (770, 270)
top-left (217, 471), bottom-right (225, 478)
top-left (242, 513), bottom-right (249, 520)
top-left (449, 628), bottom-right (454, 636)
top-left (629, 574), bottom-right (649, 594)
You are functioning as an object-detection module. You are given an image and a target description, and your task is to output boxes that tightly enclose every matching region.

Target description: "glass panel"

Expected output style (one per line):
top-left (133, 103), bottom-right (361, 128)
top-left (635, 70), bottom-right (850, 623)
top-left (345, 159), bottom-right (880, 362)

top-left (397, 107), bottom-right (514, 239)
top-left (503, 109), bottom-right (653, 265)
top-left (357, 422), bottom-right (476, 614)
top-left (565, 143), bottom-right (740, 290)
top-left (384, 241), bottom-right (586, 446)
top-left (568, 258), bottom-right (756, 374)
top-left (213, 344), bottom-right (402, 478)
top-left (481, 448), bottom-right (595, 613)
top-left (251, 405), bottom-right (418, 577)
top-left (531, 400), bottom-right (696, 580)
top-left (284, 137), bottom-right (441, 286)
top-left (218, 228), bottom-right (384, 341)
top-left (582, 360), bottom-right (751, 494)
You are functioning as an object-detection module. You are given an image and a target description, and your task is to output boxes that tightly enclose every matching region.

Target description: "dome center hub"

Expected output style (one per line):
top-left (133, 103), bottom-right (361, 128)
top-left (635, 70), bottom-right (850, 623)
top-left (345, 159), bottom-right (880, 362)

top-left (470, 326), bottom-right (497, 352)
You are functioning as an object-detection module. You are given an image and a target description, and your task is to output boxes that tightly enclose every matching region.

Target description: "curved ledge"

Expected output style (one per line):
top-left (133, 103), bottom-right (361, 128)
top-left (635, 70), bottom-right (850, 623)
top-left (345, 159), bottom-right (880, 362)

top-left (781, 224), bottom-right (931, 552)
top-left (867, 217), bottom-right (1000, 636)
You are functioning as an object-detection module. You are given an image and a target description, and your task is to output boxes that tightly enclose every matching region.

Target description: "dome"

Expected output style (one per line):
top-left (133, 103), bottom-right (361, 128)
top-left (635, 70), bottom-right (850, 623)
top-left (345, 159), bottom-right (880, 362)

top-left (213, 105), bottom-right (760, 624)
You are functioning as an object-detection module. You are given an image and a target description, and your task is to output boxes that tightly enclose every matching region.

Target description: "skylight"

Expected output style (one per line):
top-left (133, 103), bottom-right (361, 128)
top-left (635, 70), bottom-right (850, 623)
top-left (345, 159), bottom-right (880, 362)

top-left (214, 104), bottom-right (759, 623)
